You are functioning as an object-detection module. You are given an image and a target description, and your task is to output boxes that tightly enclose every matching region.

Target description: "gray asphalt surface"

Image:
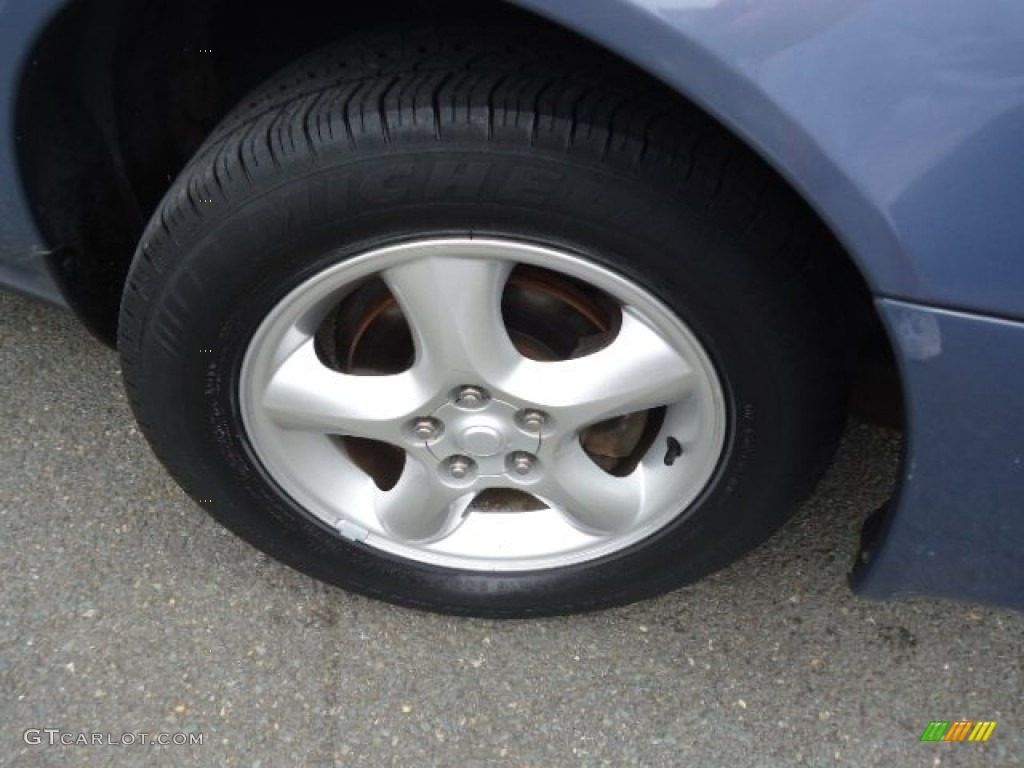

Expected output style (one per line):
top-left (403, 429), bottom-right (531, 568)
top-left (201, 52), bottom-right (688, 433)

top-left (2, 289), bottom-right (1021, 768)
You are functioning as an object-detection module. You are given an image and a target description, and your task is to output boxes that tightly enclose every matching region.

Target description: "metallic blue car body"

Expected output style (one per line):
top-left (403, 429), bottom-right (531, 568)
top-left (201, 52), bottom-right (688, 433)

top-left (2, 0), bottom-right (1022, 608)
top-left (0, 0), bottom-right (67, 306)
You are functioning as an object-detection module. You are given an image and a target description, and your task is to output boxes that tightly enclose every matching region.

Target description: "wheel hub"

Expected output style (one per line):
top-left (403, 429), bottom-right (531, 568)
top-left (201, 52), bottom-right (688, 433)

top-left (420, 392), bottom-right (544, 484)
top-left (459, 425), bottom-right (503, 457)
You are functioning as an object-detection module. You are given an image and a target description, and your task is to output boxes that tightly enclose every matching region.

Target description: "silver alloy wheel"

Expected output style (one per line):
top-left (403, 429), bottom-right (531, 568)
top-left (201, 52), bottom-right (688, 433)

top-left (239, 238), bottom-right (726, 571)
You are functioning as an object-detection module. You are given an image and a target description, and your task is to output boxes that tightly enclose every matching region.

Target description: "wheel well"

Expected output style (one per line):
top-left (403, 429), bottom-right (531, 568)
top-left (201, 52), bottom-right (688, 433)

top-left (17, 0), bottom-right (431, 340)
top-left (15, 0), bottom-right (901, 426)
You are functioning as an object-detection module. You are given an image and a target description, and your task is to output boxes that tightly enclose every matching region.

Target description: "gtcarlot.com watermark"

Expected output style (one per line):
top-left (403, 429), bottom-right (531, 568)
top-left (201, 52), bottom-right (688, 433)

top-left (23, 729), bottom-right (203, 747)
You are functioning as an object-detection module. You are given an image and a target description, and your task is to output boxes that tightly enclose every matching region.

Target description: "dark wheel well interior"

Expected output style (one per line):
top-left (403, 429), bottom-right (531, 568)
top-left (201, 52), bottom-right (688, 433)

top-left (15, 0), bottom-right (902, 428)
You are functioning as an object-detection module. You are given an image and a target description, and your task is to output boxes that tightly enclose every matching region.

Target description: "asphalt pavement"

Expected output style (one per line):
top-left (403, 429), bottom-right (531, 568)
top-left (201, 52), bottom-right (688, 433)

top-left (2, 290), bottom-right (1021, 767)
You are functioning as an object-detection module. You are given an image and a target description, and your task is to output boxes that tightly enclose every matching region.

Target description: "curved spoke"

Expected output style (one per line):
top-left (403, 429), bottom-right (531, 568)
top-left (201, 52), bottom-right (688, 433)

top-left (383, 256), bottom-right (518, 383)
top-left (261, 338), bottom-right (430, 441)
top-left (540, 441), bottom-right (645, 535)
top-left (504, 309), bottom-right (696, 425)
top-left (374, 458), bottom-right (475, 542)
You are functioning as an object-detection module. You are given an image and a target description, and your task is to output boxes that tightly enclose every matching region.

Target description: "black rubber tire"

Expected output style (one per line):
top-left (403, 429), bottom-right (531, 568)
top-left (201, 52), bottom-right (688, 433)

top-left (118, 26), bottom-right (846, 617)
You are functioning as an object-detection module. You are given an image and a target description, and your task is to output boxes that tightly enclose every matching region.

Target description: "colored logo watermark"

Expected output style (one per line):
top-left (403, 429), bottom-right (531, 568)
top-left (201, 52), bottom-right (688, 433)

top-left (920, 721), bottom-right (996, 742)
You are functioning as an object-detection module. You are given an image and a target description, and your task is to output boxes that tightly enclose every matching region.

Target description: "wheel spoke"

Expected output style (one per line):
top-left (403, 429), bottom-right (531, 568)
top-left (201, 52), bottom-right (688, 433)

top-left (540, 441), bottom-right (645, 534)
top-left (383, 255), bottom-right (518, 383)
top-left (504, 308), bottom-right (696, 425)
top-left (374, 458), bottom-right (474, 542)
top-left (261, 338), bottom-right (429, 441)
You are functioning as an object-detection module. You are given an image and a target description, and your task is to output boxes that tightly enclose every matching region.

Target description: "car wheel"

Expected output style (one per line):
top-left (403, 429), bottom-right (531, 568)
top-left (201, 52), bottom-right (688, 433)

top-left (119, 28), bottom-right (845, 616)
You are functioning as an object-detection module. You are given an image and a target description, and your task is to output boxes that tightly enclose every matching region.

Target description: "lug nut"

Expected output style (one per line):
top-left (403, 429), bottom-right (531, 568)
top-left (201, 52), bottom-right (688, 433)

top-left (455, 386), bottom-right (489, 409)
top-left (509, 452), bottom-right (536, 476)
top-left (411, 417), bottom-right (442, 441)
top-left (447, 455), bottom-right (475, 480)
top-left (518, 409), bottom-right (547, 433)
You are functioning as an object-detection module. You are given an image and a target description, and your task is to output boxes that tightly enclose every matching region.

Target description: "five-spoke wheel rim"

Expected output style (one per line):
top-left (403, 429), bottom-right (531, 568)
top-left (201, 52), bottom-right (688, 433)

top-left (239, 238), bottom-right (727, 571)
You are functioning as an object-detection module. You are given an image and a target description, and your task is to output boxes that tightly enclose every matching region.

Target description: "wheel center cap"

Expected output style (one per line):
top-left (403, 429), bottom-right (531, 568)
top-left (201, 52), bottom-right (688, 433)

top-left (460, 425), bottom-right (504, 457)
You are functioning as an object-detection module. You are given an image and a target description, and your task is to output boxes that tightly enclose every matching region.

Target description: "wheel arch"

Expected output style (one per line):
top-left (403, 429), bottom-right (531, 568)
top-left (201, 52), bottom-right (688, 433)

top-left (12, 0), bottom-right (896, 336)
top-left (15, 0), bottom-right (901, 423)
